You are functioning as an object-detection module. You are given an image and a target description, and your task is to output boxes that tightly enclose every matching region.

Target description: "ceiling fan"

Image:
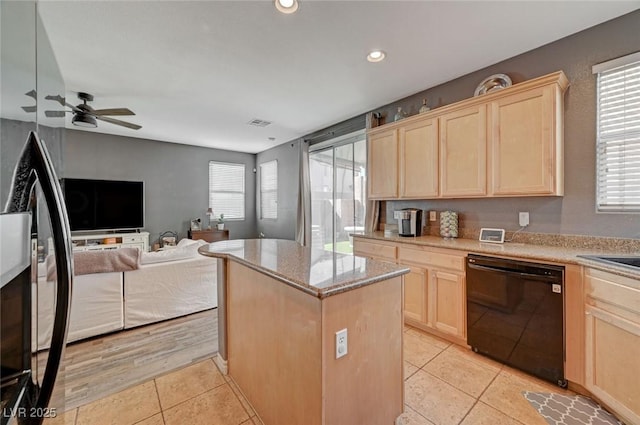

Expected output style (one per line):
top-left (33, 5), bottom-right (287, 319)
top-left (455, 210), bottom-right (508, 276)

top-left (45, 92), bottom-right (142, 130)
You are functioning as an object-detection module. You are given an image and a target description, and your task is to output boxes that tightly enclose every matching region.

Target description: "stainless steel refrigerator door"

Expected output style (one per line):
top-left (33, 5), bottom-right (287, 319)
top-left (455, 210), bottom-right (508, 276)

top-left (4, 131), bottom-right (73, 419)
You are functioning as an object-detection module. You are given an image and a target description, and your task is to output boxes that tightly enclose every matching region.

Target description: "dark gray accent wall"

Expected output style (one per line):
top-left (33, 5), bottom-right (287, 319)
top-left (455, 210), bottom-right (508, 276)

top-left (374, 10), bottom-right (640, 239)
top-left (63, 130), bottom-right (257, 244)
top-left (256, 139), bottom-right (301, 240)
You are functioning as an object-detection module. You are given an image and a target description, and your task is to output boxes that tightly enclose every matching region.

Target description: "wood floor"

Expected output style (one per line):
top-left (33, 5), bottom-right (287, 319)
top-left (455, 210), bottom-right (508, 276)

top-left (42, 309), bottom-right (218, 412)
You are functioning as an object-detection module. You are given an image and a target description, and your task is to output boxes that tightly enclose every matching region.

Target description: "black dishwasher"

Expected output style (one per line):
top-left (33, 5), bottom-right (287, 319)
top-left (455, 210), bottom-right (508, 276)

top-left (466, 254), bottom-right (566, 387)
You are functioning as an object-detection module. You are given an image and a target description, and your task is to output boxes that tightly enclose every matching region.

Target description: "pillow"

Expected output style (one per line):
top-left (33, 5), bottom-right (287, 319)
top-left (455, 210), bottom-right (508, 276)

top-left (140, 239), bottom-right (206, 265)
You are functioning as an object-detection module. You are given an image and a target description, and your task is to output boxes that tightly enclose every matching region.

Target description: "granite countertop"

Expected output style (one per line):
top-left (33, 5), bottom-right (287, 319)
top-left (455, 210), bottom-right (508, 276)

top-left (355, 232), bottom-right (640, 280)
top-left (198, 239), bottom-right (410, 298)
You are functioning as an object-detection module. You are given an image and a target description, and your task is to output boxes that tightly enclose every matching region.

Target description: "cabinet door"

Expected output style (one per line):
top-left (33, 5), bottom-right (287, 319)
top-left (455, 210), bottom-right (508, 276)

top-left (399, 118), bottom-right (438, 198)
top-left (440, 105), bottom-right (487, 197)
top-left (490, 85), bottom-right (560, 195)
top-left (585, 305), bottom-right (640, 425)
top-left (430, 269), bottom-right (465, 339)
top-left (368, 129), bottom-right (398, 199)
top-left (404, 267), bottom-right (428, 323)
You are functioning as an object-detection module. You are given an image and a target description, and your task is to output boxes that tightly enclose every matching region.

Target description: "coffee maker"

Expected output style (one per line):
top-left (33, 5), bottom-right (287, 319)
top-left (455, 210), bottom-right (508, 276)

top-left (394, 208), bottom-right (423, 237)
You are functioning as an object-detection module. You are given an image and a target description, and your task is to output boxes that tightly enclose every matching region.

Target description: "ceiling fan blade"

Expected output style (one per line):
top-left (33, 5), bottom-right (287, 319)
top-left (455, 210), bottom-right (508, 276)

top-left (92, 108), bottom-right (135, 116)
top-left (22, 105), bottom-right (37, 113)
top-left (96, 115), bottom-right (142, 130)
top-left (45, 110), bottom-right (67, 118)
top-left (44, 94), bottom-right (66, 106)
top-left (25, 90), bottom-right (37, 99)
top-left (44, 94), bottom-right (83, 113)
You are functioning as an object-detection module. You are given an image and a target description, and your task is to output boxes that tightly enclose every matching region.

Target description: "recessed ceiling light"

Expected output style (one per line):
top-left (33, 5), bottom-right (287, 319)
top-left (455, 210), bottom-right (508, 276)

top-left (367, 50), bottom-right (386, 63)
top-left (275, 0), bottom-right (299, 14)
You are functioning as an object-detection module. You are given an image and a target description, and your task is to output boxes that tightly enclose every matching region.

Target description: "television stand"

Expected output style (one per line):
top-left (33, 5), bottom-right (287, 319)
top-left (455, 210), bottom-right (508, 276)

top-left (71, 231), bottom-right (149, 252)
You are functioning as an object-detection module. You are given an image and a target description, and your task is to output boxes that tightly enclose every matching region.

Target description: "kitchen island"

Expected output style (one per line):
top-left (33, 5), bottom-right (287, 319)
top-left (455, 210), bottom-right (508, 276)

top-left (199, 239), bottom-right (410, 425)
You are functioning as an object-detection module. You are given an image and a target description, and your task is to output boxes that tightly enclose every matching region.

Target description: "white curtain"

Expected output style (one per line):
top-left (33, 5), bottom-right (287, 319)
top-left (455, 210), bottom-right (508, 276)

top-left (365, 200), bottom-right (380, 233)
top-left (295, 140), bottom-right (311, 245)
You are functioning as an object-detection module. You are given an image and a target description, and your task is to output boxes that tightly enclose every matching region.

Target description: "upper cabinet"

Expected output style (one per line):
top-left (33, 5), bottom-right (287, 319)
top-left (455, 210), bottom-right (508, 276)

top-left (400, 117), bottom-right (439, 198)
top-left (490, 84), bottom-right (563, 195)
top-left (440, 105), bottom-right (487, 197)
top-left (367, 71), bottom-right (569, 200)
top-left (368, 128), bottom-right (399, 198)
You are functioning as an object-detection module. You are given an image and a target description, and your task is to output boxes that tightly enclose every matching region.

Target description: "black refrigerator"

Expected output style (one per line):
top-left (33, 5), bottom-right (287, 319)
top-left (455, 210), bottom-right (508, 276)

top-left (0, 132), bottom-right (73, 424)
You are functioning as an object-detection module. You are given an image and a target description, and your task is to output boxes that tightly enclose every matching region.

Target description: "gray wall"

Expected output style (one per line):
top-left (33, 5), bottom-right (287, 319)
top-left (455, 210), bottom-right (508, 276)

top-left (376, 10), bottom-right (640, 239)
top-left (64, 130), bottom-right (257, 244)
top-left (1, 1), bottom-right (66, 248)
top-left (256, 140), bottom-right (301, 240)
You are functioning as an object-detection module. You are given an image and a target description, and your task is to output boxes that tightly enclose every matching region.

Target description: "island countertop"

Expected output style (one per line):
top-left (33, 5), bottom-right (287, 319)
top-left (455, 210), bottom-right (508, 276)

top-left (198, 238), bottom-right (410, 298)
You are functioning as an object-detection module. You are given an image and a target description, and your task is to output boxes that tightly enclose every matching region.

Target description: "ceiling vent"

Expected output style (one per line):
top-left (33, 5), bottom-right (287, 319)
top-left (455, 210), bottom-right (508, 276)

top-left (248, 118), bottom-right (272, 127)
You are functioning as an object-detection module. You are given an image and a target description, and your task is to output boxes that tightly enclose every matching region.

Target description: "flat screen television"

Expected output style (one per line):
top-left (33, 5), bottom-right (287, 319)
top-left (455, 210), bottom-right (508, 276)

top-left (61, 178), bottom-right (144, 232)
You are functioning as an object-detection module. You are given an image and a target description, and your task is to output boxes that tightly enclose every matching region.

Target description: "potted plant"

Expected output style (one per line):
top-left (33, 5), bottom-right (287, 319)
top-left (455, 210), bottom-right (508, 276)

top-left (217, 214), bottom-right (225, 230)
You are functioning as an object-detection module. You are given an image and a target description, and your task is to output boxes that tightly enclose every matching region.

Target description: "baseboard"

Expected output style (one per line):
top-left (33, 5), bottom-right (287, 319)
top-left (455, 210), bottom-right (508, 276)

top-left (213, 352), bottom-right (228, 375)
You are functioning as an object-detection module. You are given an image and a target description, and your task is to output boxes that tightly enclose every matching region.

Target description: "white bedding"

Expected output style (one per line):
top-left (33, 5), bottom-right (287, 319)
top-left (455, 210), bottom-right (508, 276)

top-left (33, 272), bottom-right (123, 350)
top-left (124, 256), bottom-right (217, 329)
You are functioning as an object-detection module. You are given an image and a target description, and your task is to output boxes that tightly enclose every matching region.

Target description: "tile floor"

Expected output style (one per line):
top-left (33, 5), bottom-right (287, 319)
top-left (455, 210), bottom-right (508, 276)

top-left (45, 325), bottom-right (570, 425)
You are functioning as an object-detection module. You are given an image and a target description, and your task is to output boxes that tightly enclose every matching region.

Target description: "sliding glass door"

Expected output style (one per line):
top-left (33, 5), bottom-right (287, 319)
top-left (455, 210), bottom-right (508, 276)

top-left (309, 132), bottom-right (366, 254)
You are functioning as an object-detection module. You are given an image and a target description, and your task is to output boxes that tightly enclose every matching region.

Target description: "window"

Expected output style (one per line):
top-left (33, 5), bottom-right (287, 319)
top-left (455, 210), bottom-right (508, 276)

top-left (208, 161), bottom-right (245, 219)
top-left (260, 160), bottom-right (278, 219)
top-left (309, 130), bottom-right (367, 254)
top-left (594, 52), bottom-right (640, 212)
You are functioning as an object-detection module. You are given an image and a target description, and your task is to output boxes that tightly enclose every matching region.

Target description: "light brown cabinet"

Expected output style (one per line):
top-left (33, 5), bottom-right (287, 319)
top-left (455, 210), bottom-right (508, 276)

top-left (399, 118), bottom-right (439, 198)
top-left (490, 84), bottom-right (563, 195)
top-left (440, 105), bottom-right (487, 197)
top-left (352, 238), bottom-right (397, 262)
top-left (366, 71), bottom-right (568, 200)
top-left (354, 237), bottom-right (467, 343)
top-left (404, 266), bottom-right (428, 323)
top-left (430, 269), bottom-right (465, 339)
top-left (367, 129), bottom-right (398, 198)
top-left (584, 268), bottom-right (640, 425)
top-left (397, 244), bottom-right (467, 343)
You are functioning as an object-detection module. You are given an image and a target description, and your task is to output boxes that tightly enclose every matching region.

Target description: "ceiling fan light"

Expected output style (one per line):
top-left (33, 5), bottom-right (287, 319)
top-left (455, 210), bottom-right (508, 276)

top-left (367, 50), bottom-right (386, 63)
top-left (275, 0), bottom-right (298, 14)
top-left (72, 112), bottom-right (97, 128)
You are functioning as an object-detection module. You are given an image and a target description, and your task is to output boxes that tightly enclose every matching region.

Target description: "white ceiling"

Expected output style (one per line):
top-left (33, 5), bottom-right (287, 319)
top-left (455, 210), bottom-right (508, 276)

top-left (37, 0), bottom-right (639, 154)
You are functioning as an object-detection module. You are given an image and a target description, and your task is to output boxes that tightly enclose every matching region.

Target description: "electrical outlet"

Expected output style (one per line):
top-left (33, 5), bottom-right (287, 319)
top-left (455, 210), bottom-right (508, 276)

top-left (335, 328), bottom-right (348, 359)
top-left (429, 211), bottom-right (437, 222)
top-left (519, 212), bottom-right (530, 227)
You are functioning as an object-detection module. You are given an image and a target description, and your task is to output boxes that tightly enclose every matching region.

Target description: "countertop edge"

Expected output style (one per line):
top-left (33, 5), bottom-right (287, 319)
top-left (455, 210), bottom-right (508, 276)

top-left (198, 243), bottom-right (410, 298)
top-left (353, 233), bottom-right (640, 280)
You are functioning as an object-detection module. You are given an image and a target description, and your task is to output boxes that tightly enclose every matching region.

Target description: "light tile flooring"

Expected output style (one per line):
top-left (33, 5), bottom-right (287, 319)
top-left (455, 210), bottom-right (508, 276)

top-left (45, 325), bottom-right (571, 425)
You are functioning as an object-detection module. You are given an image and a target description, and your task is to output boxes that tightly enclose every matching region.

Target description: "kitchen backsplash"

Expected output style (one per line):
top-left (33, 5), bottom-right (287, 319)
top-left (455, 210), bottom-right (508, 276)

top-left (382, 202), bottom-right (640, 253)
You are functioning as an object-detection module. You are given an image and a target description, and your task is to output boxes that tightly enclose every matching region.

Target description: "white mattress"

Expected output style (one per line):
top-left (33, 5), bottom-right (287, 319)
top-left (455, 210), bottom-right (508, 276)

top-left (124, 256), bottom-right (217, 329)
top-left (33, 272), bottom-right (124, 350)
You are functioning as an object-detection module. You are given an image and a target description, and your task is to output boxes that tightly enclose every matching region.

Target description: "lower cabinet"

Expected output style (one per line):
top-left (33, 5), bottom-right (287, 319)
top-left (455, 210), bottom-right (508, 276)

top-left (398, 245), bottom-right (466, 343)
top-left (353, 238), bottom-right (467, 342)
top-left (404, 267), bottom-right (428, 324)
top-left (430, 269), bottom-right (465, 339)
top-left (352, 238), bottom-right (397, 263)
top-left (584, 268), bottom-right (640, 425)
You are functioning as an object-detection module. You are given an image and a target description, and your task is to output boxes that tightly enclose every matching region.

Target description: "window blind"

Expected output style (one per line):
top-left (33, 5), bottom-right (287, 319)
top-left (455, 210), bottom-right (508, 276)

top-left (260, 160), bottom-right (278, 219)
top-left (208, 161), bottom-right (245, 219)
top-left (594, 52), bottom-right (640, 212)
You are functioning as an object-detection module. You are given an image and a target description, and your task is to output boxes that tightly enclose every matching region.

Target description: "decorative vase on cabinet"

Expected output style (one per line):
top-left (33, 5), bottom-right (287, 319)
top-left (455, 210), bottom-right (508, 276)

top-left (394, 107), bottom-right (406, 122)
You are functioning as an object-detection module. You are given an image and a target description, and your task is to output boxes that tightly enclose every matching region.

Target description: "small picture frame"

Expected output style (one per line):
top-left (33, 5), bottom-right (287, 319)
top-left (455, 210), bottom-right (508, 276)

top-left (190, 218), bottom-right (201, 231)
